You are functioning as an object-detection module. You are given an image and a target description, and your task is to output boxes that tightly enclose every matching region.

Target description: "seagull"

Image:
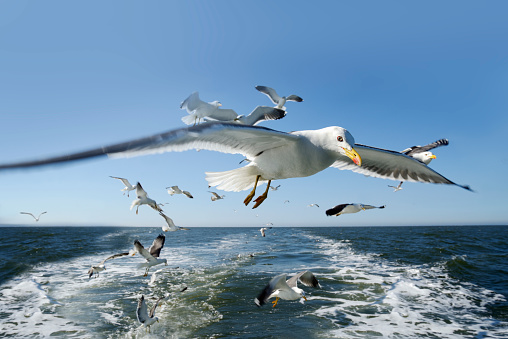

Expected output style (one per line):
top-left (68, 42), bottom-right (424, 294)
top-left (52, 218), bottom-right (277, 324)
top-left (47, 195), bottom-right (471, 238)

top-left (131, 182), bottom-right (163, 214)
top-left (325, 203), bottom-right (386, 216)
top-left (134, 234), bottom-right (167, 277)
top-left (402, 138), bottom-right (449, 165)
top-left (209, 191), bottom-right (225, 201)
top-left (388, 181), bottom-right (404, 192)
top-left (255, 271), bottom-right (320, 307)
top-left (136, 295), bottom-right (163, 333)
top-left (0, 122), bottom-right (472, 208)
top-left (159, 212), bottom-right (190, 232)
top-left (307, 203), bottom-right (320, 208)
top-left (166, 185), bottom-right (193, 198)
top-left (87, 251), bottom-right (132, 279)
top-left (234, 106), bottom-right (286, 126)
top-left (259, 225), bottom-right (272, 237)
top-left (180, 92), bottom-right (237, 125)
top-left (269, 185), bottom-right (281, 191)
top-left (255, 86), bottom-right (303, 110)
top-left (20, 211), bottom-right (47, 222)
top-left (110, 176), bottom-right (136, 197)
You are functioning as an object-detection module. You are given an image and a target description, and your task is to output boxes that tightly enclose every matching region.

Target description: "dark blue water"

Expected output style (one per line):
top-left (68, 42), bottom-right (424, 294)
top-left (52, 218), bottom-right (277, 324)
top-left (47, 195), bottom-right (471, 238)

top-left (0, 225), bottom-right (506, 338)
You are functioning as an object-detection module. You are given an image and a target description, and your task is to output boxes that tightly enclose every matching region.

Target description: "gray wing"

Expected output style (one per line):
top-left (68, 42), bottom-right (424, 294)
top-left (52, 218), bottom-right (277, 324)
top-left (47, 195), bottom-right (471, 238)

top-left (285, 94), bottom-right (303, 102)
top-left (182, 191), bottom-right (193, 199)
top-left (287, 271), bottom-right (321, 288)
top-left (203, 108), bottom-right (238, 121)
top-left (254, 273), bottom-right (288, 307)
top-left (180, 92), bottom-right (204, 112)
top-left (110, 176), bottom-right (133, 187)
top-left (134, 240), bottom-right (156, 263)
top-left (255, 85), bottom-right (282, 105)
top-left (325, 204), bottom-right (350, 216)
top-left (362, 204), bottom-right (385, 210)
top-left (403, 138), bottom-right (449, 155)
top-left (332, 144), bottom-right (471, 191)
top-left (136, 295), bottom-right (149, 324)
top-left (148, 234), bottom-right (165, 258)
top-left (0, 122), bottom-right (299, 171)
top-left (99, 252), bottom-right (130, 265)
top-left (149, 297), bottom-right (164, 318)
top-left (135, 182), bottom-right (148, 199)
top-left (238, 106), bottom-right (286, 125)
top-left (159, 211), bottom-right (176, 228)
top-left (20, 212), bottom-right (36, 219)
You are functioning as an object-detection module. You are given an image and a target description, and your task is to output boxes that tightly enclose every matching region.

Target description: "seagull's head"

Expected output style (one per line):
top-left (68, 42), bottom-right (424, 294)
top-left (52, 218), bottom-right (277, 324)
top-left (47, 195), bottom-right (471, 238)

top-left (326, 127), bottom-right (361, 166)
top-left (210, 101), bottom-right (222, 107)
top-left (412, 151), bottom-right (436, 165)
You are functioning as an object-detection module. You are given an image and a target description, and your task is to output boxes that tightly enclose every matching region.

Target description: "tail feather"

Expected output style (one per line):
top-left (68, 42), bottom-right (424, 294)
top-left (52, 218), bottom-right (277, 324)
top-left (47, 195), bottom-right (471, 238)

top-left (181, 113), bottom-right (198, 125)
top-left (205, 166), bottom-right (266, 192)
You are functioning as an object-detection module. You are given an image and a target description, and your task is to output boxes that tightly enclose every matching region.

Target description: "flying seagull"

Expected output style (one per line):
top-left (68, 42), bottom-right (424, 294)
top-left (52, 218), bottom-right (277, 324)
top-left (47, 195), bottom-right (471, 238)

top-left (325, 203), bottom-right (386, 216)
top-left (255, 271), bottom-right (320, 307)
top-left (209, 191), bottom-right (225, 201)
top-left (110, 176), bottom-right (136, 197)
top-left (0, 122), bottom-right (472, 209)
top-left (234, 106), bottom-right (286, 126)
top-left (180, 92), bottom-right (237, 125)
top-left (20, 211), bottom-right (47, 222)
top-left (134, 234), bottom-right (167, 276)
top-left (159, 212), bottom-right (190, 232)
top-left (402, 138), bottom-right (449, 165)
top-left (259, 225), bottom-right (272, 237)
top-left (269, 185), bottom-right (281, 191)
top-left (136, 295), bottom-right (163, 333)
top-left (307, 203), bottom-right (320, 208)
top-left (166, 185), bottom-right (193, 198)
top-left (87, 252), bottom-right (132, 279)
top-left (255, 86), bottom-right (303, 110)
top-left (388, 181), bottom-right (404, 192)
top-left (131, 182), bottom-right (163, 214)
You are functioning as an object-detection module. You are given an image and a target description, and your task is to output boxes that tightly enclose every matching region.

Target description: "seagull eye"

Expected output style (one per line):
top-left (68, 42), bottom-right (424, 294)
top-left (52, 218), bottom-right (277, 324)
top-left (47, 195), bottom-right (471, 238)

top-left (337, 136), bottom-right (343, 142)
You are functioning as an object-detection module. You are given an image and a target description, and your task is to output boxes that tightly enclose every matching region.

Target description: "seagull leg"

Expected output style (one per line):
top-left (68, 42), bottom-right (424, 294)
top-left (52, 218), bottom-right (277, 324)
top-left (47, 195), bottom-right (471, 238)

top-left (252, 180), bottom-right (271, 209)
top-left (244, 175), bottom-right (261, 206)
top-left (272, 297), bottom-right (279, 308)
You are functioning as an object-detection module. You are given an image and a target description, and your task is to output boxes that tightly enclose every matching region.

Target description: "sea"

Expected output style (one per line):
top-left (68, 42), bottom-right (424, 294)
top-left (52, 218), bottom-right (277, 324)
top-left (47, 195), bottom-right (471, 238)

top-left (0, 225), bottom-right (507, 339)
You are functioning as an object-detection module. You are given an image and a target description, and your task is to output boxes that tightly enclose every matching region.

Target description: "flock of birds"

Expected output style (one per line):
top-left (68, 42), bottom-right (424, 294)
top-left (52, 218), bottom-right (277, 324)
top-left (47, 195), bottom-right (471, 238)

top-left (3, 85), bottom-right (473, 332)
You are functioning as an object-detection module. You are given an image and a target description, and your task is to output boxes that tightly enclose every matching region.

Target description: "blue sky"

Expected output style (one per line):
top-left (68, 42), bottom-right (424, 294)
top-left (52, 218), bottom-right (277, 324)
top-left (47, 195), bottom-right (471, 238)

top-left (1, 1), bottom-right (507, 227)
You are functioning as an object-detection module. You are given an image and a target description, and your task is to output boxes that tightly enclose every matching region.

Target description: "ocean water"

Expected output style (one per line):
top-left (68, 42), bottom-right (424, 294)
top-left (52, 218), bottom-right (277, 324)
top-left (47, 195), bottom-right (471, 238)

top-left (0, 225), bottom-right (507, 338)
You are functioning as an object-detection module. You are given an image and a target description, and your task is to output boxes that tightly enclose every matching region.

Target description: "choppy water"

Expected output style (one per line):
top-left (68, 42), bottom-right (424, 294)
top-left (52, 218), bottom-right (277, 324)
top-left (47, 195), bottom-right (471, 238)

top-left (0, 225), bottom-right (507, 338)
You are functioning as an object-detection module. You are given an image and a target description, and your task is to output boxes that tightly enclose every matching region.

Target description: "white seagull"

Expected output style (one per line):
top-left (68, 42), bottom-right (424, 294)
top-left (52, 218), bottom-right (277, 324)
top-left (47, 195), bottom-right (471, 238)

top-left (209, 191), bottom-right (225, 201)
top-left (255, 271), bottom-right (320, 307)
top-left (110, 176), bottom-right (136, 197)
top-left (388, 181), bottom-right (404, 192)
top-left (234, 106), bottom-right (286, 126)
top-left (159, 212), bottom-right (190, 232)
top-left (87, 251), bottom-right (133, 279)
top-left (255, 85), bottom-right (303, 110)
top-left (402, 138), bottom-right (449, 165)
top-left (180, 92), bottom-right (237, 125)
top-left (136, 295), bottom-right (163, 333)
top-left (0, 122), bottom-right (472, 208)
top-left (131, 182), bottom-right (163, 214)
top-left (259, 225), bottom-right (273, 237)
top-left (166, 185), bottom-right (193, 198)
top-left (325, 203), bottom-right (386, 216)
top-left (307, 203), bottom-right (320, 208)
top-left (269, 185), bottom-right (281, 191)
top-left (134, 234), bottom-right (167, 277)
top-left (20, 211), bottom-right (47, 222)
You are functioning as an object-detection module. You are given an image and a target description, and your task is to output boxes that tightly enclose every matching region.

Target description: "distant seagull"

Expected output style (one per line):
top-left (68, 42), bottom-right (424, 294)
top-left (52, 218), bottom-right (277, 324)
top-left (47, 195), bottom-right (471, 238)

top-left (234, 106), bottom-right (286, 126)
top-left (209, 191), bottom-right (225, 201)
top-left (255, 85), bottom-right (303, 110)
top-left (284, 200), bottom-right (290, 204)
top-left (260, 225), bottom-right (273, 237)
top-left (159, 212), bottom-right (190, 232)
top-left (180, 91), bottom-right (237, 125)
top-left (388, 181), bottom-right (404, 192)
top-left (110, 176), bottom-right (136, 197)
top-left (20, 211), bottom-right (47, 222)
top-left (131, 182), bottom-right (163, 214)
top-left (402, 138), bottom-right (449, 165)
top-left (87, 251), bottom-right (133, 279)
top-left (269, 185), bottom-right (281, 191)
top-left (136, 295), bottom-right (163, 333)
top-left (166, 185), bottom-right (193, 198)
top-left (307, 204), bottom-right (319, 208)
top-left (255, 271), bottom-right (320, 307)
top-left (325, 203), bottom-right (386, 216)
top-left (134, 234), bottom-right (167, 276)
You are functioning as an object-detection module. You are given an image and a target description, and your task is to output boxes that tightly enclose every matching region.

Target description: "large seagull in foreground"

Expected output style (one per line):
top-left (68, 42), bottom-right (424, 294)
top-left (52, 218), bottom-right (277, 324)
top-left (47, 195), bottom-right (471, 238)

top-left (0, 122), bottom-right (471, 208)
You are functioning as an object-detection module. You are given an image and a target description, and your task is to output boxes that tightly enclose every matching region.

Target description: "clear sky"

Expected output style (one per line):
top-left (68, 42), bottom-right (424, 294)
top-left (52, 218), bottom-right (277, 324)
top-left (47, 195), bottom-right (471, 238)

top-left (1, 1), bottom-right (507, 227)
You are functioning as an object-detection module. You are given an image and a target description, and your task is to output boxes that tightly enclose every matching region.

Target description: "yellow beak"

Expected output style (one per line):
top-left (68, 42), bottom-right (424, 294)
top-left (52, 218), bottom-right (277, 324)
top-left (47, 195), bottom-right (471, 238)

top-left (343, 147), bottom-right (362, 166)
top-left (430, 155), bottom-right (436, 159)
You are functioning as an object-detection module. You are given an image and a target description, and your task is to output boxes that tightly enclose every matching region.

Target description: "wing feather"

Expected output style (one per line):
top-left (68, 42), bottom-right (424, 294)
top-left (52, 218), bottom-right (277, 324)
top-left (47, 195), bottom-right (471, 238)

top-left (148, 234), bottom-right (165, 258)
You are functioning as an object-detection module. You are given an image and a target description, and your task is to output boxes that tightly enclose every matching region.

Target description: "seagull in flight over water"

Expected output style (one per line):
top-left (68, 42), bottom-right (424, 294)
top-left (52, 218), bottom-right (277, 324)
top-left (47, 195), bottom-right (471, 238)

top-left (87, 251), bottom-right (133, 279)
top-left (110, 176), bottom-right (136, 197)
top-left (134, 233), bottom-right (167, 277)
top-left (255, 271), bottom-right (320, 307)
top-left (136, 295), bottom-right (163, 333)
top-left (159, 212), bottom-right (190, 232)
top-left (131, 182), bottom-right (163, 214)
top-left (325, 203), bottom-right (386, 216)
top-left (388, 181), bottom-right (404, 192)
top-left (20, 211), bottom-right (47, 222)
top-left (0, 122), bottom-right (472, 209)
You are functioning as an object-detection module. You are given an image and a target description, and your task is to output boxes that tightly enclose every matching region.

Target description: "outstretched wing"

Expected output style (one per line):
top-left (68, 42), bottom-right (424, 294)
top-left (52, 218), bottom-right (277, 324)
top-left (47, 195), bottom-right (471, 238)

top-left (286, 94), bottom-right (303, 102)
top-left (403, 139), bottom-right (449, 155)
top-left (332, 144), bottom-right (471, 191)
top-left (0, 122), bottom-right (299, 171)
top-left (286, 271), bottom-right (321, 288)
top-left (110, 176), bottom-right (133, 187)
top-left (136, 295), bottom-right (149, 324)
top-left (148, 234), bottom-right (165, 258)
top-left (149, 297), bottom-right (164, 318)
top-left (325, 204), bottom-right (349, 216)
top-left (99, 252), bottom-right (130, 265)
top-left (255, 85), bottom-right (282, 105)
top-left (134, 240), bottom-right (156, 263)
top-left (254, 273), bottom-right (288, 307)
top-left (239, 106), bottom-right (286, 126)
top-left (20, 212), bottom-right (36, 219)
